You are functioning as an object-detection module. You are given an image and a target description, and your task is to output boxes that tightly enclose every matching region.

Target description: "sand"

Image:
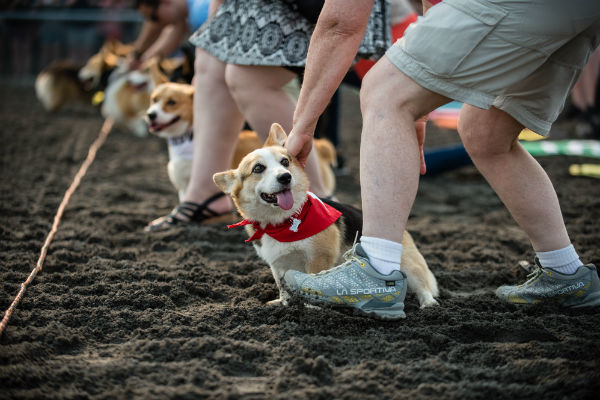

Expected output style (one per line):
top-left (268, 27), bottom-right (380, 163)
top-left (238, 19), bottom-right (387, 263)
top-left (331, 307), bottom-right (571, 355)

top-left (1, 85), bottom-right (599, 399)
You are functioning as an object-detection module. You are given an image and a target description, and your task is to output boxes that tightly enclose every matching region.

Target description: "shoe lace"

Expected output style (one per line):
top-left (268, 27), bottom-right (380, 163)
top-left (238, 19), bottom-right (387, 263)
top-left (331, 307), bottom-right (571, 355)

top-left (522, 266), bottom-right (544, 286)
top-left (313, 235), bottom-right (362, 276)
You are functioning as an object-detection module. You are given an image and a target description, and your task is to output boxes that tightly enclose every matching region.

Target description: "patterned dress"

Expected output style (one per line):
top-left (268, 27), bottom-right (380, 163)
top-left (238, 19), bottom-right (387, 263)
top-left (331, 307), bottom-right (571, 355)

top-left (189, 0), bottom-right (390, 67)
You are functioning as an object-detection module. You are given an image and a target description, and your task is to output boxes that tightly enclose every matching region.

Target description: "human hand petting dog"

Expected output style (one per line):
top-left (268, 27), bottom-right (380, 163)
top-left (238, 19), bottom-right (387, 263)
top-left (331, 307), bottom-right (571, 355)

top-left (285, 126), bottom-right (315, 169)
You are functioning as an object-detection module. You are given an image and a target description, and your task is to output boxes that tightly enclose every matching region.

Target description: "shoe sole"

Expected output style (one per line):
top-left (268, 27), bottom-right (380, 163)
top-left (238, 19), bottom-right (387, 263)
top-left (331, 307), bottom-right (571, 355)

top-left (498, 291), bottom-right (600, 308)
top-left (282, 284), bottom-right (406, 320)
top-left (570, 291), bottom-right (600, 308)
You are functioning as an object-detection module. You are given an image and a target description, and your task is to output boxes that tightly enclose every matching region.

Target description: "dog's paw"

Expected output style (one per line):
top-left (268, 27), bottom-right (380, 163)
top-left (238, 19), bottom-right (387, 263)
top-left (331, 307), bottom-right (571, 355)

top-left (266, 298), bottom-right (284, 306)
top-left (418, 293), bottom-right (439, 308)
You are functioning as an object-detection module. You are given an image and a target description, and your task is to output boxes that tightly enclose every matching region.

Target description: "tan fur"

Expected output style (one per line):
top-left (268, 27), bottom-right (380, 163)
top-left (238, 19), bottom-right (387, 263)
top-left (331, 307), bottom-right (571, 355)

top-left (101, 57), bottom-right (169, 137)
top-left (116, 82), bottom-right (151, 119)
top-left (314, 138), bottom-right (337, 194)
top-left (215, 124), bottom-right (439, 307)
top-left (147, 83), bottom-right (262, 199)
top-left (149, 82), bottom-right (194, 128)
top-left (78, 40), bottom-right (128, 91)
top-left (233, 130), bottom-right (262, 168)
top-left (35, 60), bottom-right (91, 112)
top-left (307, 226), bottom-right (341, 274)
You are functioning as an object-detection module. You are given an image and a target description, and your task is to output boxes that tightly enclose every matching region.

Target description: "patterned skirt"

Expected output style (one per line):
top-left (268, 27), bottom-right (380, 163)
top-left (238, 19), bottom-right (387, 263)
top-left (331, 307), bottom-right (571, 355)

top-left (189, 0), bottom-right (391, 67)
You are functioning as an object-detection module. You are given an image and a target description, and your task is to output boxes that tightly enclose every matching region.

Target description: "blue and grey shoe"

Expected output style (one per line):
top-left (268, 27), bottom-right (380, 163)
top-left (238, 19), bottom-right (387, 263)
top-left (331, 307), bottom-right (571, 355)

top-left (496, 259), bottom-right (600, 307)
top-left (282, 243), bottom-right (408, 320)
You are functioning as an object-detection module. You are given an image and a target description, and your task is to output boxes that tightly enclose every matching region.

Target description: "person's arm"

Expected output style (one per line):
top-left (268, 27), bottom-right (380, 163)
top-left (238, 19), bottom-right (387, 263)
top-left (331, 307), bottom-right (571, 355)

top-left (138, 22), bottom-right (189, 62)
top-left (287, 0), bottom-right (374, 166)
top-left (131, 0), bottom-right (189, 67)
top-left (132, 20), bottom-right (164, 59)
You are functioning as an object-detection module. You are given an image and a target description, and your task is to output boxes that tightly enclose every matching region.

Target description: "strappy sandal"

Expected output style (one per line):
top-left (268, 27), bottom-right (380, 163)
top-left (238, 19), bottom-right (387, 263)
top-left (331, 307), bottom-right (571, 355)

top-left (145, 192), bottom-right (232, 231)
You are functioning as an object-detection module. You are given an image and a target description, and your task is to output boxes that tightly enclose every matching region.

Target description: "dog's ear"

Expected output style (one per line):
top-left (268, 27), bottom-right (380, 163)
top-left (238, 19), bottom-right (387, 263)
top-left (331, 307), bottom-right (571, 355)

top-left (184, 84), bottom-right (194, 98)
top-left (265, 123), bottom-right (287, 147)
top-left (104, 52), bottom-right (120, 69)
top-left (213, 170), bottom-right (236, 194)
top-left (148, 58), bottom-right (169, 86)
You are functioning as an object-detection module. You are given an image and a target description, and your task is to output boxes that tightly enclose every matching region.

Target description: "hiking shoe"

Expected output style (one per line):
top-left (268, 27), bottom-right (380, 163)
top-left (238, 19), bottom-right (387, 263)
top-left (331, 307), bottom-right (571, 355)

top-left (496, 259), bottom-right (600, 307)
top-left (282, 243), bottom-right (408, 320)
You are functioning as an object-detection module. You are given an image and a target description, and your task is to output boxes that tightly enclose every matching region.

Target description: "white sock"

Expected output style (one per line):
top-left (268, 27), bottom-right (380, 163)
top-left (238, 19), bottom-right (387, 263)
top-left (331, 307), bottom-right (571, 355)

top-left (360, 236), bottom-right (402, 275)
top-left (536, 244), bottom-right (583, 275)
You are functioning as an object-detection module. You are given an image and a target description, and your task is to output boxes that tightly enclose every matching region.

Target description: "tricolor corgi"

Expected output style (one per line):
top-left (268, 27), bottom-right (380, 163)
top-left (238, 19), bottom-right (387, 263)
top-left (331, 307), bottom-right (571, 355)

top-left (213, 123), bottom-right (439, 307)
top-left (78, 39), bottom-right (132, 92)
top-left (102, 56), bottom-right (170, 137)
top-left (35, 60), bottom-right (92, 112)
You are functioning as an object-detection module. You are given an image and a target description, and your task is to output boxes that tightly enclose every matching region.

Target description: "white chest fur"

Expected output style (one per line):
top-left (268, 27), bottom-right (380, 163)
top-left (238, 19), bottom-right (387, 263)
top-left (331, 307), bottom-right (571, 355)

top-left (253, 234), bottom-right (313, 267)
top-left (167, 132), bottom-right (194, 161)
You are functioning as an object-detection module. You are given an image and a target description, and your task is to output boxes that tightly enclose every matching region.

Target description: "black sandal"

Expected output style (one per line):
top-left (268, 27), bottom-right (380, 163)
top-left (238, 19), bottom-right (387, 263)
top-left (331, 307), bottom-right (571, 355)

top-left (145, 192), bottom-right (231, 231)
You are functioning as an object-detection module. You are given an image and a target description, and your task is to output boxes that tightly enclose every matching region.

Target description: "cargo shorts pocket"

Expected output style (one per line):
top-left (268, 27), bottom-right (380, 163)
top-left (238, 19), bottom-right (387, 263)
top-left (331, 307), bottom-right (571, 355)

top-left (401, 0), bottom-right (507, 77)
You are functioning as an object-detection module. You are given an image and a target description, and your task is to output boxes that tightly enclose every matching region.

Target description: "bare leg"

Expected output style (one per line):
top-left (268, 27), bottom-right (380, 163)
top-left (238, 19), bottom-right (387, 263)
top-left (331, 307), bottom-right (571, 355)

top-left (458, 105), bottom-right (571, 251)
top-left (359, 57), bottom-right (449, 243)
top-left (181, 48), bottom-right (246, 215)
top-left (225, 65), bottom-right (331, 197)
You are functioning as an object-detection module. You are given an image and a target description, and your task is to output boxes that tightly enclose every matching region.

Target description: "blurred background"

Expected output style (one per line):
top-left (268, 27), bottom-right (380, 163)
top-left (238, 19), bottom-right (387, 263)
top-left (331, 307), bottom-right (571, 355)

top-left (0, 1), bottom-right (142, 84)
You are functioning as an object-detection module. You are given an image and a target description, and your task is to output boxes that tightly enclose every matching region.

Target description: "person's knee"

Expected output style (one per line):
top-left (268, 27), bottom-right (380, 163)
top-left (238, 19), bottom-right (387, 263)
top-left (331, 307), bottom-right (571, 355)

top-left (224, 65), bottom-right (251, 105)
top-left (458, 107), bottom-right (522, 159)
top-left (360, 66), bottom-right (409, 120)
top-left (360, 59), bottom-right (434, 123)
top-left (194, 49), bottom-right (213, 76)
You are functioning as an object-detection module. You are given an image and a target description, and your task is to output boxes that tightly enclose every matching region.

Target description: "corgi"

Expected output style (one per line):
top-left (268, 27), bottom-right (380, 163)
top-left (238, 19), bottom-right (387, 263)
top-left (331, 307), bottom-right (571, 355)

top-left (313, 138), bottom-right (337, 195)
top-left (35, 60), bottom-right (92, 112)
top-left (146, 82), bottom-right (195, 200)
top-left (102, 56), bottom-right (170, 137)
top-left (78, 39), bottom-right (132, 92)
top-left (146, 82), bottom-right (264, 200)
top-left (213, 123), bottom-right (439, 307)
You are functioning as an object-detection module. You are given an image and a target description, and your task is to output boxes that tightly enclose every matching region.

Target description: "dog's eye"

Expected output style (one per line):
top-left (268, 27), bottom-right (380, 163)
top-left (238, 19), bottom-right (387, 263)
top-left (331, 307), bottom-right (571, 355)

top-left (281, 158), bottom-right (290, 167)
top-left (152, 97), bottom-right (158, 103)
top-left (252, 164), bottom-right (265, 174)
top-left (166, 99), bottom-right (176, 106)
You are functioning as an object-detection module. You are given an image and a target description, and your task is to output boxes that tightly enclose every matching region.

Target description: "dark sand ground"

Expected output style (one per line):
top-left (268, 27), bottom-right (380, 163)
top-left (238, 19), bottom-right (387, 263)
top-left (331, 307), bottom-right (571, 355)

top-left (1, 84), bottom-right (599, 399)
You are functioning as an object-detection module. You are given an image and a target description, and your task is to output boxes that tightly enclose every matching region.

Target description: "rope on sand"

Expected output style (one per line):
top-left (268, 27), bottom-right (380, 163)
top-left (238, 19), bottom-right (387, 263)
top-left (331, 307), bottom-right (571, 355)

top-left (0, 118), bottom-right (114, 336)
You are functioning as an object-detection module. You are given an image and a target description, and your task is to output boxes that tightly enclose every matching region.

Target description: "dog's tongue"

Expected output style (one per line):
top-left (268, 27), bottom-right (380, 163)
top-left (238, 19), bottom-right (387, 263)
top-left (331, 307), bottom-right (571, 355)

top-left (276, 190), bottom-right (294, 210)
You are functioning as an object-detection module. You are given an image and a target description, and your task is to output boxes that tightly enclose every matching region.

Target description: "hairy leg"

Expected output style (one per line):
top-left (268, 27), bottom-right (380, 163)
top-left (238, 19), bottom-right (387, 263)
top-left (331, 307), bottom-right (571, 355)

top-left (225, 65), bottom-right (330, 197)
top-left (182, 48), bottom-right (246, 214)
top-left (458, 105), bottom-right (571, 251)
top-left (359, 56), bottom-right (449, 243)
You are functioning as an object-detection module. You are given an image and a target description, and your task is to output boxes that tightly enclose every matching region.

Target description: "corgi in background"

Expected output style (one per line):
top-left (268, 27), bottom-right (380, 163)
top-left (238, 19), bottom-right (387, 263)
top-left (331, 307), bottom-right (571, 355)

top-left (146, 82), bottom-right (264, 200)
top-left (35, 60), bottom-right (92, 112)
top-left (78, 39), bottom-right (132, 92)
top-left (102, 56), bottom-right (170, 137)
top-left (313, 138), bottom-right (338, 195)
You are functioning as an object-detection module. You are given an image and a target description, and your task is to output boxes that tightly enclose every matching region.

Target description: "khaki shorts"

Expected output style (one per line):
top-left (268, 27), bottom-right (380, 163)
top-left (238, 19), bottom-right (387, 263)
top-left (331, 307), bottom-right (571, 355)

top-left (386, 0), bottom-right (600, 135)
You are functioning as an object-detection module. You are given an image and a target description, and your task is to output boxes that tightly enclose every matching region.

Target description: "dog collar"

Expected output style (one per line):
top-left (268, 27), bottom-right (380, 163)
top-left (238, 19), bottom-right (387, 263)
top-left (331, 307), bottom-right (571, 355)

top-left (228, 192), bottom-right (342, 243)
top-left (167, 130), bottom-right (194, 146)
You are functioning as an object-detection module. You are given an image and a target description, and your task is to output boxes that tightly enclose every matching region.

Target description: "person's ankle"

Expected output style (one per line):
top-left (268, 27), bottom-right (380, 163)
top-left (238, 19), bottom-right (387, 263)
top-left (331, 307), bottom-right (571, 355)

top-left (182, 192), bottom-right (232, 214)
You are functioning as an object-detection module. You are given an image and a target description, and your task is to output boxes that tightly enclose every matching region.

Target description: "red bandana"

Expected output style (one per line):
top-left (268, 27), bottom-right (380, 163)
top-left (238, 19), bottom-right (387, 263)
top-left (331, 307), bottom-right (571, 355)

top-left (228, 192), bottom-right (342, 243)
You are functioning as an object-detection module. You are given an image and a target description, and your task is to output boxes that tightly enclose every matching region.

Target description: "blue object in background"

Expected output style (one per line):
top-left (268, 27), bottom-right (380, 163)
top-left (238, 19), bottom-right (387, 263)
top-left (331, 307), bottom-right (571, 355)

top-left (187, 0), bottom-right (211, 31)
top-left (424, 144), bottom-right (472, 176)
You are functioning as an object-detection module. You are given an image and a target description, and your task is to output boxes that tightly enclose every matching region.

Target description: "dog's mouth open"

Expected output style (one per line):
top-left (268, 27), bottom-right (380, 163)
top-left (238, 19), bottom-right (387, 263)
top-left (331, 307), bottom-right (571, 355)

top-left (261, 189), bottom-right (293, 210)
top-left (149, 115), bottom-right (180, 132)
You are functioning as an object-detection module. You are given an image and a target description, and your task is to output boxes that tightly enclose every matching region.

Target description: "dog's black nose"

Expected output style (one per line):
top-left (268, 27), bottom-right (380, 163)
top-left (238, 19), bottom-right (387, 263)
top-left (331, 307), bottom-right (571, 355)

top-left (277, 172), bottom-right (292, 185)
top-left (147, 112), bottom-right (157, 121)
